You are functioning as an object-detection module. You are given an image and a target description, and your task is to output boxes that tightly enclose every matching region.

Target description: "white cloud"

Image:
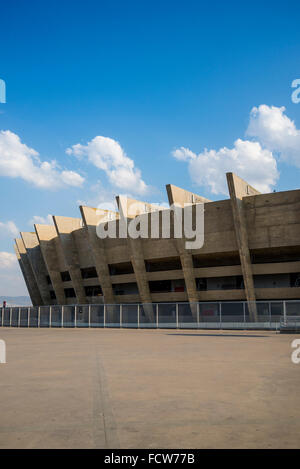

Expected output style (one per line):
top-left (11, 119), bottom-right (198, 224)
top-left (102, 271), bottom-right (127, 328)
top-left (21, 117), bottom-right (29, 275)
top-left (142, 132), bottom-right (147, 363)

top-left (0, 251), bottom-right (28, 296)
top-left (29, 214), bottom-right (53, 225)
top-left (247, 104), bottom-right (300, 167)
top-left (67, 136), bottom-right (149, 195)
top-left (0, 220), bottom-right (19, 238)
top-left (0, 251), bottom-right (17, 268)
top-left (171, 103), bottom-right (300, 195)
top-left (0, 130), bottom-right (85, 189)
top-left (172, 139), bottom-right (279, 195)
top-left (173, 147), bottom-right (196, 162)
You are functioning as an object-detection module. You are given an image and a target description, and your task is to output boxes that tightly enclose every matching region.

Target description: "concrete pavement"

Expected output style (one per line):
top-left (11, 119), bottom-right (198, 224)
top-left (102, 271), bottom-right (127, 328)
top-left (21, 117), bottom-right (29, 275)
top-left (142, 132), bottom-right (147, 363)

top-left (0, 328), bottom-right (299, 448)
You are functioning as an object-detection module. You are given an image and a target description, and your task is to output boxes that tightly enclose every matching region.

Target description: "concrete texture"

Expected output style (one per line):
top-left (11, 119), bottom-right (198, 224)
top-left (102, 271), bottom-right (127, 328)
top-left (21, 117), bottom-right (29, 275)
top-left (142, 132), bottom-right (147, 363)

top-left (227, 172), bottom-right (258, 321)
top-left (0, 328), bottom-right (299, 449)
top-left (20, 232), bottom-right (53, 306)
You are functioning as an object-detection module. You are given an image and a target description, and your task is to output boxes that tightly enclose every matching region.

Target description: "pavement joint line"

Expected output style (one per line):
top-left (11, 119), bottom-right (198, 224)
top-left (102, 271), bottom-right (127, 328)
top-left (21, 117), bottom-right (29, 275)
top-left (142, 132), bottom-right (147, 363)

top-left (93, 347), bottom-right (120, 449)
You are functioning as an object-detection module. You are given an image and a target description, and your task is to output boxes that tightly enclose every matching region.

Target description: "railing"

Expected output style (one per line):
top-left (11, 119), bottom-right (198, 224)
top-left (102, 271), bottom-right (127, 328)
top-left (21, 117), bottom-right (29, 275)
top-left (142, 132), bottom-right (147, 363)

top-left (1, 300), bottom-right (300, 330)
top-left (280, 314), bottom-right (300, 332)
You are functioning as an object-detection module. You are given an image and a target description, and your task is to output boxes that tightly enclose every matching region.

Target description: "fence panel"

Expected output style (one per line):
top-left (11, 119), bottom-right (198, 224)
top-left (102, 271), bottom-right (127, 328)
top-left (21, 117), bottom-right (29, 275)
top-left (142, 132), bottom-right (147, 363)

top-left (63, 306), bottom-right (75, 327)
top-left (270, 302), bottom-right (283, 326)
top-left (221, 302), bottom-right (244, 329)
top-left (51, 306), bottom-right (62, 327)
top-left (11, 307), bottom-right (19, 327)
top-left (90, 305), bottom-right (104, 328)
top-left (19, 308), bottom-right (29, 327)
top-left (29, 307), bottom-right (39, 327)
top-left (139, 304), bottom-right (155, 328)
top-left (76, 305), bottom-right (90, 327)
top-left (40, 306), bottom-right (50, 327)
top-left (198, 302), bottom-right (220, 329)
top-left (178, 303), bottom-right (197, 329)
top-left (285, 301), bottom-right (300, 316)
top-left (244, 302), bottom-right (261, 329)
top-left (105, 305), bottom-right (120, 328)
top-left (3, 308), bottom-right (10, 327)
top-left (157, 303), bottom-right (176, 328)
top-left (256, 302), bottom-right (271, 323)
top-left (121, 304), bottom-right (138, 328)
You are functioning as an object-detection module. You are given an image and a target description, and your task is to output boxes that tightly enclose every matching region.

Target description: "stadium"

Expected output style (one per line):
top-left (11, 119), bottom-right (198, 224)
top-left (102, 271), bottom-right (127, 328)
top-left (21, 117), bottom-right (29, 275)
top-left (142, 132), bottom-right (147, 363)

top-left (10, 172), bottom-right (300, 327)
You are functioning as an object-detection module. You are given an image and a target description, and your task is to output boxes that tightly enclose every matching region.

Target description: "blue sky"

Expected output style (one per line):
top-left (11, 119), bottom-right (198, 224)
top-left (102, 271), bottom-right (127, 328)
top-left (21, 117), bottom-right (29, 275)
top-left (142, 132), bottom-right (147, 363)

top-left (1, 0), bottom-right (300, 295)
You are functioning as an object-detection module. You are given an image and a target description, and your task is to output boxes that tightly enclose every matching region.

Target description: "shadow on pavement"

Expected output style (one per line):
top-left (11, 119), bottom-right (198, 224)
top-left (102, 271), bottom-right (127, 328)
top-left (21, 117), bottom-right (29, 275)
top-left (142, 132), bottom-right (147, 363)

top-left (166, 333), bottom-right (270, 338)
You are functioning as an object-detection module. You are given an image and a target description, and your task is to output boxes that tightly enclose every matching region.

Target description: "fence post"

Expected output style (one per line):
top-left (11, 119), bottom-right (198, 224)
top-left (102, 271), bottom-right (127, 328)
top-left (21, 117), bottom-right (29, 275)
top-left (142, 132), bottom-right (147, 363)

top-left (176, 303), bottom-right (179, 329)
top-left (49, 306), bottom-right (52, 328)
top-left (156, 304), bottom-right (159, 329)
top-left (269, 301), bottom-right (272, 328)
top-left (283, 301), bottom-right (287, 325)
top-left (120, 304), bottom-right (123, 329)
top-left (9, 307), bottom-right (12, 327)
top-left (104, 304), bottom-right (106, 328)
top-left (219, 302), bottom-right (222, 330)
top-left (38, 307), bottom-right (40, 328)
top-left (74, 306), bottom-right (77, 328)
top-left (18, 307), bottom-right (21, 327)
top-left (197, 303), bottom-right (200, 329)
top-left (137, 304), bottom-right (140, 329)
top-left (1, 308), bottom-right (3, 327)
top-left (28, 307), bottom-right (30, 328)
top-left (88, 305), bottom-right (91, 328)
top-left (243, 302), bottom-right (246, 329)
top-left (61, 306), bottom-right (64, 328)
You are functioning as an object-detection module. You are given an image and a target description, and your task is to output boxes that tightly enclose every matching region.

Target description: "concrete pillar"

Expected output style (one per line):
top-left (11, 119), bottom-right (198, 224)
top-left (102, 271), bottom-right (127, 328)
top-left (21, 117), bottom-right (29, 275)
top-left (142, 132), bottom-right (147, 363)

top-left (166, 184), bottom-right (211, 319)
top-left (117, 195), bottom-right (160, 323)
top-left (14, 239), bottom-right (43, 306)
top-left (80, 206), bottom-right (116, 304)
top-left (21, 232), bottom-right (53, 305)
top-left (226, 172), bottom-right (259, 321)
top-left (53, 216), bottom-right (87, 304)
top-left (34, 224), bottom-right (66, 305)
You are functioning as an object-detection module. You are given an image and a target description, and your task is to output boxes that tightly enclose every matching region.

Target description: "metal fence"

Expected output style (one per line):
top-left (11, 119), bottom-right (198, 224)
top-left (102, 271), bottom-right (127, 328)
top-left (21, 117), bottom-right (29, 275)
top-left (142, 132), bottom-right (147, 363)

top-left (1, 300), bottom-right (300, 330)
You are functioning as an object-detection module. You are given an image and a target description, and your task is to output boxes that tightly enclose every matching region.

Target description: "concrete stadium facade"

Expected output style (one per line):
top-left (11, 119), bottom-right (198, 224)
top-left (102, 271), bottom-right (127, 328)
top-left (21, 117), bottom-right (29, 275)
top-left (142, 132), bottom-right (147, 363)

top-left (14, 172), bottom-right (300, 321)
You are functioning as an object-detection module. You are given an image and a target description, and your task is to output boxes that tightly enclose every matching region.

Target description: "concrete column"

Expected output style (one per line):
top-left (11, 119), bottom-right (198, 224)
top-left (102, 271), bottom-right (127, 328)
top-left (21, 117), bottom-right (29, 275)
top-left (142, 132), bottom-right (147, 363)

top-left (117, 195), bottom-right (159, 323)
top-left (53, 216), bottom-right (87, 304)
top-left (80, 206), bottom-right (116, 304)
top-left (128, 237), bottom-right (154, 322)
top-left (226, 172), bottom-right (259, 321)
top-left (174, 238), bottom-right (199, 319)
top-left (166, 184), bottom-right (211, 318)
top-left (34, 224), bottom-right (66, 305)
top-left (14, 239), bottom-right (43, 306)
top-left (21, 232), bottom-right (52, 305)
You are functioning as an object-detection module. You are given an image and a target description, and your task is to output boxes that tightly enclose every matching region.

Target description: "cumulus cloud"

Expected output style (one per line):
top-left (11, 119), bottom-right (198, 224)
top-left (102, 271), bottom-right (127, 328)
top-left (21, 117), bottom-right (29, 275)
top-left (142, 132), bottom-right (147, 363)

top-left (0, 130), bottom-right (85, 189)
top-left (29, 214), bottom-right (53, 225)
top-left (0, 251), bottom-right (17, 268)
top-left (67, 136), bottom-right (148, 195)
top-left (0, 251), bottom-right (28, 296)
top-left (171, 104), bottom-right (300, 195)
top-left (0, 220), bottom-right (19, 238)
top-left (172, 139), bottom-right (278, 195)
top-left (247, 104), bottom-right (300, 167)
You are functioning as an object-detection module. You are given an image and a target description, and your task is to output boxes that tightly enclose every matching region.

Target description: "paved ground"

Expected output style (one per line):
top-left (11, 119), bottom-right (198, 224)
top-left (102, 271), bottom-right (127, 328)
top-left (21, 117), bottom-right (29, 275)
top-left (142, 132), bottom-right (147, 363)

top-left (0, 327), bottom-right (299, 449)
